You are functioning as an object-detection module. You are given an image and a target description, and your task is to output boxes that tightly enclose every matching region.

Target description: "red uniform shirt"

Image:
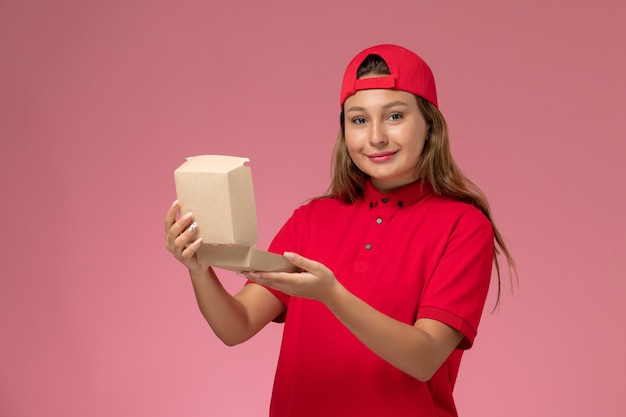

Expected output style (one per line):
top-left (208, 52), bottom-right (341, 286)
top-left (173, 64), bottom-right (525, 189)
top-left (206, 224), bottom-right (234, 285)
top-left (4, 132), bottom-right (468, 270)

top-left (256, 179), bottom-right (494, 417)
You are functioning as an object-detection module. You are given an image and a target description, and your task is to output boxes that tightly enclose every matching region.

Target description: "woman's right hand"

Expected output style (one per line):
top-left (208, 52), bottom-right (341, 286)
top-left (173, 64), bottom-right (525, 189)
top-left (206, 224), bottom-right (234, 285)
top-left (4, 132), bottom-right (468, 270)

top-left (164, 200), bottom-right (205, 273)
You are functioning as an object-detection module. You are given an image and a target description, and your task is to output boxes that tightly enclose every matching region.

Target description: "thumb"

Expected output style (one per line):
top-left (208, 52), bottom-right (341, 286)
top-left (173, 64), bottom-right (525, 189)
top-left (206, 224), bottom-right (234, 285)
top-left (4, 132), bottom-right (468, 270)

top-left (283, 251), bottom-right (322, 274)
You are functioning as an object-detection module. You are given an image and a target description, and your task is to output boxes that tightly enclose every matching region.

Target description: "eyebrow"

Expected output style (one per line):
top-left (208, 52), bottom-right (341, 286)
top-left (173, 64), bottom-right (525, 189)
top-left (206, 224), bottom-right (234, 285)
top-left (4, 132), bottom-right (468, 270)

top-left (345, 100), bottom-right (410, 113)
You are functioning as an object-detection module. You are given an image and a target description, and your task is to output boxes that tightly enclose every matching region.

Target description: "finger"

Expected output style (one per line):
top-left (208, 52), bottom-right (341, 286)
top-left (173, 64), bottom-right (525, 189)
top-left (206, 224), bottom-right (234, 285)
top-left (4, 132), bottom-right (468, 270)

top-left (169, 211), bottom-right (194, 240)
top-left (166, 212), bottom-right (194, 254)
top-left (180, 237), bottom-right (203, 260)
top-left (243, 271), bottom-right (290, 290)
top-left (241, 271), bottom-right (262, 282)
top-left (171, 217), bottom-right (198, 253)
top-left (283, 252), bottom-right (324, 274)
top-left (164, 200), bottom-right (180, 234)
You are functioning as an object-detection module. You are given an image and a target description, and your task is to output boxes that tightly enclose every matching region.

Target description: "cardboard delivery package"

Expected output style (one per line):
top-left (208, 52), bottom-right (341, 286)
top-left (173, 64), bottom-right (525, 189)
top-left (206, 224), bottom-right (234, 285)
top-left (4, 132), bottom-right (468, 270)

top-left (174, 155), bottom-right (298, 273)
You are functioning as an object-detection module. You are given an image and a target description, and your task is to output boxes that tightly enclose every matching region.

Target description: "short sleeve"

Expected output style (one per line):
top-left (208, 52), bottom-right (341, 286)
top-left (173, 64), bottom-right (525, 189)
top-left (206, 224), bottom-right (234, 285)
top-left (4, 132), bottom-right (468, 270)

top-left (417, 208), bottom-right (494, 349)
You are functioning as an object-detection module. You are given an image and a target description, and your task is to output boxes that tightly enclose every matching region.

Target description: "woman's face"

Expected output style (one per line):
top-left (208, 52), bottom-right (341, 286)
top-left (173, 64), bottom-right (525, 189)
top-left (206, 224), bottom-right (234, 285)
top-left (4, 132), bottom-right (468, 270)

top-left (343, 88), bottom-right (428, 193)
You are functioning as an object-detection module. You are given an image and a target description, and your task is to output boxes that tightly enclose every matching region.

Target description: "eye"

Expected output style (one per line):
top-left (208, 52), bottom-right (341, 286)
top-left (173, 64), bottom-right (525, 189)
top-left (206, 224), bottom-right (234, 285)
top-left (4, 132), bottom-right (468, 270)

top-left (351, 117), bottom-right (367, 125)
top-left (388, 113), bottom-right (403, 121)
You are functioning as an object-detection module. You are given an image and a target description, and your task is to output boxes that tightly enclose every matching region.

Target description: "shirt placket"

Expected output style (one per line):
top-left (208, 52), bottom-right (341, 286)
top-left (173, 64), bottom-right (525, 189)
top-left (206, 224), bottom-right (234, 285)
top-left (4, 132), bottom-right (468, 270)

top-left (354, 197), bottom-right (399, 273)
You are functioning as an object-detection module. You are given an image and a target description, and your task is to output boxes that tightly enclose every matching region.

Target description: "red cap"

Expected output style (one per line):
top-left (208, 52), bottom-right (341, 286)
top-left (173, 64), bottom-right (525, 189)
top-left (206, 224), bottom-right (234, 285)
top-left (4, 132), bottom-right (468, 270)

top-left (340, 44), bottom-right (438, 108)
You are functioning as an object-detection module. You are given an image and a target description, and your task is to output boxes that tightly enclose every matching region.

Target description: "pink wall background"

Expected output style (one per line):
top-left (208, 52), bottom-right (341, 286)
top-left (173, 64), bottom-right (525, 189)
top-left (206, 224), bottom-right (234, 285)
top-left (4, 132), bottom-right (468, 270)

top-left (1, 0), bottom-right (624, 416)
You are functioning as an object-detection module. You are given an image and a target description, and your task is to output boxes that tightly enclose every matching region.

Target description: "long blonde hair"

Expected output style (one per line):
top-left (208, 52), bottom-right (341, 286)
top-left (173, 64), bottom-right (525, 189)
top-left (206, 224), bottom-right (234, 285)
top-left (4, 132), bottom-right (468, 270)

top-left (324, 54), bottom-right (517, 307)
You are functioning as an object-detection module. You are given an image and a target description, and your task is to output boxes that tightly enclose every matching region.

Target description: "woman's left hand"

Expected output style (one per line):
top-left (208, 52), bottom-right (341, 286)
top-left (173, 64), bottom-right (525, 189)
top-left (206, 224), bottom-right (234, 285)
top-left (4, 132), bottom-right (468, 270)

top-left (242, 252), bottom-right (340, 304)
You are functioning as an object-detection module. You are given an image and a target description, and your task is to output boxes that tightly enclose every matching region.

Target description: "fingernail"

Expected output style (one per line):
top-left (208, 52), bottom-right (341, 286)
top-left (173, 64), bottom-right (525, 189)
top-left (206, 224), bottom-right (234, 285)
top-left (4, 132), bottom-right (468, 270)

top-left (171, 199), bottom-right (179, 207)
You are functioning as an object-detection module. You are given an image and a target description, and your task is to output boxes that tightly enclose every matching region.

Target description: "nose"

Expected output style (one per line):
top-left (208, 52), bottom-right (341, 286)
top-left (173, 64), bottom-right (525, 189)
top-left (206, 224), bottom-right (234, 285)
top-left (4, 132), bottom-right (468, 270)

top-left (369, 120), bottom-right (388, 146)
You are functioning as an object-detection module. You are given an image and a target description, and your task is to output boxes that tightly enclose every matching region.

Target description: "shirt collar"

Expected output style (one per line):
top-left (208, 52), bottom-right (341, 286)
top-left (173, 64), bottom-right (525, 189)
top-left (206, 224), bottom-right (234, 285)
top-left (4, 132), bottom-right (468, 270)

top-left (363, 179), bottom-right (433, 209)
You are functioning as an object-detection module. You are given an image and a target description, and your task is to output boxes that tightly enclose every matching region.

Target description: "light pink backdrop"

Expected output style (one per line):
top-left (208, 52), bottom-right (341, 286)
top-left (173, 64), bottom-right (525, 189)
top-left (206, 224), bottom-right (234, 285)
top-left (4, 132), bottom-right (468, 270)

top-left (1, 1), bottom-right (624, 416)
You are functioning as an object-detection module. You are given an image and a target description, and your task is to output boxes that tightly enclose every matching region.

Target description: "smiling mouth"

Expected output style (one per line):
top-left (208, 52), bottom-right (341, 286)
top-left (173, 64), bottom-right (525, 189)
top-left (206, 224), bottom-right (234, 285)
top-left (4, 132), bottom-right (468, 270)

top-left (368, 151), bottom-right (397, 162)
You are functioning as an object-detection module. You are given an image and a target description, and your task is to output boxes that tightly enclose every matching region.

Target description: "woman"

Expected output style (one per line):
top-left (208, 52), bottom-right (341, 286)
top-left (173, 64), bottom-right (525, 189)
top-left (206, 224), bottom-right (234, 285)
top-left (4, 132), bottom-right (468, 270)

top-left (165, 44), bottom-right (515, 417)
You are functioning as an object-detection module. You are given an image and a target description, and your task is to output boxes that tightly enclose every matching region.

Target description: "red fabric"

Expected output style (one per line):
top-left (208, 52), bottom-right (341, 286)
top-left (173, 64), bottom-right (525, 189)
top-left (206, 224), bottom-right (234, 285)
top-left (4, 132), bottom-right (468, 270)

top-left (252, 179), bottom-right (493, 417)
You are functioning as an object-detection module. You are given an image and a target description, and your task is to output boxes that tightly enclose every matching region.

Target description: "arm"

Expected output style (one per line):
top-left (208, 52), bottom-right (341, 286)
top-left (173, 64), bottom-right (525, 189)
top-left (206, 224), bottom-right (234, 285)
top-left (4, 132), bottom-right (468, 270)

top-left (165, 201), bottom-right (284, 346)
top-left (188, 268), bottom-right (285, 346)
top-left (324, 280), bottom-right (463, 382)
top-left (244, 253), bottom-right (463, 382)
